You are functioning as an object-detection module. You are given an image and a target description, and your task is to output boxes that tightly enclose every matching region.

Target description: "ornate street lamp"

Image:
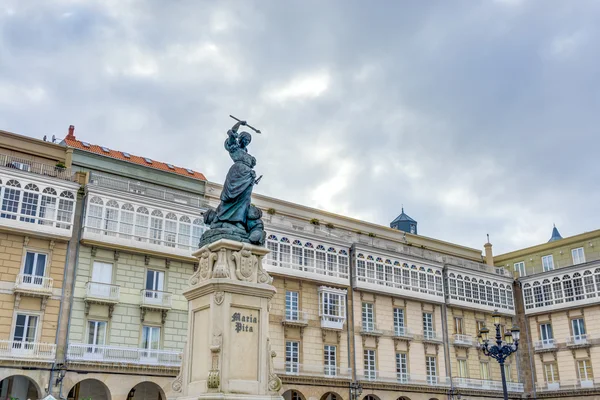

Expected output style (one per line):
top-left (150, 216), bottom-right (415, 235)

top-left (478, 310), bottom-right (520, 400)
top-left (350, 381), bottom-right (363, 400)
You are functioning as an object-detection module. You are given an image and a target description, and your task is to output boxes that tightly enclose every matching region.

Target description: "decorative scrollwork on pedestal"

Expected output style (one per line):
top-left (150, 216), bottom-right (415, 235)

top-left (172, 343), bottom-right (186, 393)
top-left (266, 338), bottom-right (282, 393)
top-left (207, 332), bottom-right (223, 389)
top-left (257, 256), bottom-right (273, 284)
top-left (212, 248), bottom-right (231, 279)
top-left (190, 249), bottom-right (218, 285)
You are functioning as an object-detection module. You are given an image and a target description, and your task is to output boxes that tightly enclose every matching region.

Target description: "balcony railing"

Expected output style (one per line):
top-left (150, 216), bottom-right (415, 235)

top-left (358, 371), bottom-right (451, 386)
top-left (85, 282), bottom-right (120, 303)
top-left (0, 340), bottom-right (56, 361)
top-left (422, 330), bottom-right (443, 342)
top-left (567, 334), bottom-right (591, 347)
top-left (394, 326), bottom-right (414, 339)
top-left (141, 290), bottom-right (172, 309)
top-left (360, 323), bottom-right (383, 335)
top-left (453, 334), bottom-right (475, 346)
top-left (14, 274), bottom-right (53, 295)
top-left (534, 339), bottom-right (557, 351)
top-left (454, 378), bottom-right (524, 392)
top-left (274, 362), bottom-right (351, 379)
top-left (0, 153), bottom-right (74, 181)
top-left (537, 379), bottom-right (600, 391)
top-left (283, 310), bottom-right (309, 325)
top-left (67, 343), bottom-right (181, 367)
top-left (321, 315), bottom-right (345, 330)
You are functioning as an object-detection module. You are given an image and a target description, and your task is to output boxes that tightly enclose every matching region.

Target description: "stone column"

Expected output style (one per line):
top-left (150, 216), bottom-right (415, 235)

top-left (172, 239), bottom-right (282, 400)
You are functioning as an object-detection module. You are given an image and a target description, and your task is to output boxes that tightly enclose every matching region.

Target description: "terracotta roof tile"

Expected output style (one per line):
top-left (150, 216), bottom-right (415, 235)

top-left (64, 136), bottom-right (207, 181)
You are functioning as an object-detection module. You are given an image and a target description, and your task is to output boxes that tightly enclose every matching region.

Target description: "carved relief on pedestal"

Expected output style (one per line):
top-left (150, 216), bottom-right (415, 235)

top-left (190, 248), bottom-right (217, 286)
top-left (267, 338), bottom-right (282, 393)
top-left (214, 291), bottom-right (225, 306)
top-left (231, 245), bottom-right (257, 281)
top-left (212, 248), bottom-right (231, 279)
top-left (208, 331), bottom-right (223, 389)
top-left (172, 342), bottom-right (186, 393)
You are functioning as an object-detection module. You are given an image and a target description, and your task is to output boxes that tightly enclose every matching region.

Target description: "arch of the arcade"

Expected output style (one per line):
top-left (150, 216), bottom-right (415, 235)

top-left (63, 372), bottom-right (173, 400)
top-left (0, 369), bottom-right (48, 400)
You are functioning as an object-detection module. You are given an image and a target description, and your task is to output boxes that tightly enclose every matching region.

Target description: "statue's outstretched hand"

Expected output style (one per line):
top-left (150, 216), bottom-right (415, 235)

top-left (240, 120), bottom-right (247, 126)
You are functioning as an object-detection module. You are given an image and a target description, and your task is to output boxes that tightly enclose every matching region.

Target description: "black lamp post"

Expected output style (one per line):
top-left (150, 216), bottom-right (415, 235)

top-left (350, 381), bottom-right (363, 400)
top-left (478, 310), bottom-right (521, 400)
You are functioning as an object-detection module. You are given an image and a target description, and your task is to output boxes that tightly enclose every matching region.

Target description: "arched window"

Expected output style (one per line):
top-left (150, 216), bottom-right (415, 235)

top-left (291, 240), bottom-right (303, 267)
top-left (1, 179), bottom-right (21, 220)
top-left (150, 210), bottom-right (164, 244)
top-left (316, 245), bottom-right (327, 275)
top-left (448, 273), bottom-right (457, 297)
top-left (266, 235), bottom-right (279, 265)
top-left (533, 281), bottom-right (543, 307)
top-left (39, 187), bottom-right (58, 226)
top-left (327, 248), bottom-right (339, 277)
top-left (523, 283), bottom-right (533, 309)
top-left (87, 197), bottom-right (104, 232)
top-left (464, 276), bottom-right (472, 299)
top-left (563, 275), bottom-right (574, 302)
top-left (164, 213), bottom-right (178, 247)
top-left (20, 183), bottom-right (40, 223)
top-left (135, 207), bottom-right (149, 242)
top-left (552, 277), bottom-right (563, 304)
top-left (178, 216), bottom-right (192, 248)
top-left (573, 272), bottom-right (584, 300)
top-left (119, 203), bottom-right (135, 237)
top-left (542, 279), bottom-right (552, 306)
top-left (279, 237), bottom-right (291, 266)
top-left (56, 190), bottom-right (75, 229)
top-left (303, 242), bottom-right (315, 272)
top-left (456, 275), bottom-right (465, 298)
top-left (191, 218), bottom-right (205, 249)
top-left (104, 200), bottom-right (119, 235)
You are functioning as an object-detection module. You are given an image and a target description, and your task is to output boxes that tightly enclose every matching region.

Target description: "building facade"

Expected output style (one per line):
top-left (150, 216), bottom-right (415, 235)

top-left (0, 126), bottom-right (578, 400)
top-left (494, 227), bottom-right (600, 400)
top-left (0, 130), bottom-right (80, 399)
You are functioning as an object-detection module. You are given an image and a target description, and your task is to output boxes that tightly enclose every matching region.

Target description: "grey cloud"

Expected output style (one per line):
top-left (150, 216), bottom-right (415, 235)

top-left (1, 0), bottom-right (599, 253)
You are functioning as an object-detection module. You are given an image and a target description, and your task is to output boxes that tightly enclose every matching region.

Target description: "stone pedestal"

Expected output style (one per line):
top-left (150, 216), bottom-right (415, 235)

top-left (173, 239), bottom-right (282, 400)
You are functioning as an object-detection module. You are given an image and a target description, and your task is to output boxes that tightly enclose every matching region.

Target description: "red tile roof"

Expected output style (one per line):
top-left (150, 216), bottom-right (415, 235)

top-left (63, 125), bottom-right (206, 181)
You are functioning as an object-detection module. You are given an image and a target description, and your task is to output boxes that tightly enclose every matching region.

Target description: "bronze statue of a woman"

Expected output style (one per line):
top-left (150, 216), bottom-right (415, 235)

top-left (200, 120), bottom-right (265, 247)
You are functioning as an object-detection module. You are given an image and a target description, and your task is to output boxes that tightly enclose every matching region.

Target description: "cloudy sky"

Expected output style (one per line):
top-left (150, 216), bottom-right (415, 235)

top-left (1, 0), bottom-right (599, 254)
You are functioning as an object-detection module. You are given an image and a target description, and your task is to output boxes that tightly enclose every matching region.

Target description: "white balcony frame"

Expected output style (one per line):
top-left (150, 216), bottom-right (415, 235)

top-left (453, 334), bottom-right (475, 347)
top-left (567, 334), bottom-right (591, 347)
top-left (454, 378), bottom-right (524, 392)
top-left (14, 274), bottom-right (53, 297)
top-left (0, 340), bottom-right (56, 362)
top-left (85, 281), bottom-right (120, 304)
top-left (534, 338), bottom-right (557, 351)
top-left (67, 343), bottom-right (181, 368)
top-left (274, 361), bottom-right (351, 379)
top-left (140, 289), bottom-right (173, 310)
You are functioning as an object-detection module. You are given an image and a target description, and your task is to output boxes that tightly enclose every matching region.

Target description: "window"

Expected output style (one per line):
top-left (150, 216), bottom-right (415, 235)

top-left (362, 303), bottom-right (374, 331)
top-left (57, 191), bottom-right (75, 229)
top-left (364, 349), bottom-right (376, 380)
top-left (13, 314), bottom-right (38, 347)
top-left (423, 312), bottom-right (434, 339)
top-left (318, 288), bottom-right (346, 325)
top-left (22, 252), bottom-right (47, 285)
top-left (324, 345), bottom-right (336, 376)
top-left (540, 323), bottom-right (553, 346)
top-left (134, 207), bottom-right (149, 241)
top-left (20, 184), bottom-right (39, 223)
top-left (164, 213), bottom-right (178, 247)
top-left (90, 262), bottom-right (113, 298)
top-left (514, 261), bottom-right (525, 277)
top-left (286, 341), bottom-right (299, 373)
top-left (141, 326), bottom-right (160, 358)
top-left (544, 362), bottom-right (559, 382)
top-left (1, 180), bottom-right (21, 220)
top-left (572, 247), bottom-right (585, 265)
top-left (578, 360), bottom-right (593, 382)
top-left (178, 216), bottom-right (191, 248)
top-left (396, 353), bottom-right (408, 382)
top-left (458, 359), bottom-right (468, 378)
top-left (572, 318), bottom-right (586, 342)
top-left (286, 291), bottom-right (299, 321)
top-left (480, 362), bottom-right (490, 380)
top-left (455, 317), bottom-right (463, 335)
top-left (476, 320), bottom-right (486, 334)
top-left (504, 364), bottom-right (512, 382)
top-left (119, 204), bottom-right (134, 237)
top-left (426, 356), bottom-right (437, 384)
top-left (87, 320), bottom-right (107, 353)
top-left (39, 188), bottom-right (57, 226)
top-left (393, 308), bottom-right (405, 336)
top-left (542, 255), bottom-right (554, 272)
top-left (145, 270), bottom-right (165, 305)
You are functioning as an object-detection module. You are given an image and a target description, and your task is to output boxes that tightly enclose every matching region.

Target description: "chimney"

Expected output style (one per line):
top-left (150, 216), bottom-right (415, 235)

top-left (66, 125), bottom-right (75, 140)
top-left (484, 233), bottom-right (494, 266)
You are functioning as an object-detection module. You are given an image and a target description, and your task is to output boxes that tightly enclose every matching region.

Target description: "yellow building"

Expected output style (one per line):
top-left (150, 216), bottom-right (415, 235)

top-left (0, 129), bottom-right (80, 398)
top-left (494, 226), bottom-right (600, 399)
